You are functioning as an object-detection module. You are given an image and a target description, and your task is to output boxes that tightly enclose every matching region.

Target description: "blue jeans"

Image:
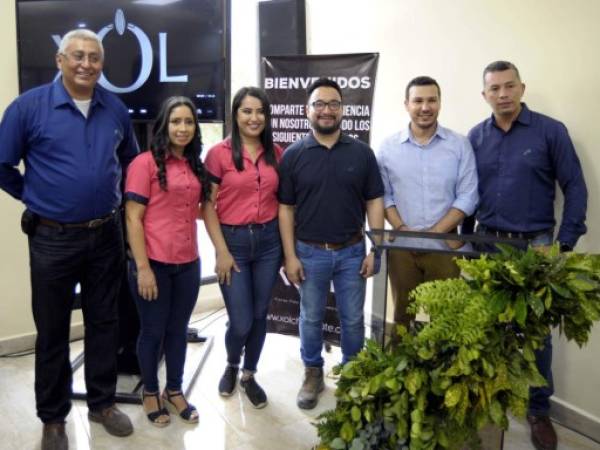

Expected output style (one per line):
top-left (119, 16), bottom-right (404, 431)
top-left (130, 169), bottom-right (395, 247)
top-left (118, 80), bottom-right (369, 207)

top-left (128, 259), bottom-right (200, 393)
top-left (296, 240), bottom-right (366, 367)
top-left (219, 219), bottom-right (282, 372)
top-left (29, 213), bottom-right (124, 422)
top-left (476, 227), bottom-right (554, 416)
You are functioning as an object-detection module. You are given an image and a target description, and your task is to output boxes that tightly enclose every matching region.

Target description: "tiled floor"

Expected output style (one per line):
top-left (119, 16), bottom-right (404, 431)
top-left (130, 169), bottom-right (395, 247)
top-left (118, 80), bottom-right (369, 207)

top-left (1, 309), bottom-right (599, 450)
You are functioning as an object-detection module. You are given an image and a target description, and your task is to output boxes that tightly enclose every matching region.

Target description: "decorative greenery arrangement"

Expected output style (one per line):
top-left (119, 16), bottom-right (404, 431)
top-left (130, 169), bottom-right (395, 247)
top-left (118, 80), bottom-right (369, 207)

top-left (315, 245), bottom-right (600, 450)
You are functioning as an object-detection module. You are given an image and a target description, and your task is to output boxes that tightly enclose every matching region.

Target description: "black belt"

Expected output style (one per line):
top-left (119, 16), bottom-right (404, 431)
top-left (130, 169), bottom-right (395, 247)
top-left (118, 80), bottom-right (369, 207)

top-left (477, 225), bottom-right (552, 240)
top-left (221, 218), bottom-right (277, 231)
top-left (300, 232), bottom-right (363, 251)
top-left (39, 210), bottom-right (116, 229)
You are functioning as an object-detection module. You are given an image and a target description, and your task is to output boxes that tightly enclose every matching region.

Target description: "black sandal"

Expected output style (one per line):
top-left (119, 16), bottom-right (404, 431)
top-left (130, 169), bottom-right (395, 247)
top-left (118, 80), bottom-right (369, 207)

top-left (141, 391), bottom-right (170, 427)
top-left (162, 389), bottom-right (199, 424)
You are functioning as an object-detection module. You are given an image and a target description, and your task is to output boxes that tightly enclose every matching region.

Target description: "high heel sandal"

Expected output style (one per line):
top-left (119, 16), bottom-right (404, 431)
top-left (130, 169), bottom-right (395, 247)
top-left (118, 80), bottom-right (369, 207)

top-left (161, 389), bottom-right (199, 424)
top-left (141, 391), bottom-right (170, 427)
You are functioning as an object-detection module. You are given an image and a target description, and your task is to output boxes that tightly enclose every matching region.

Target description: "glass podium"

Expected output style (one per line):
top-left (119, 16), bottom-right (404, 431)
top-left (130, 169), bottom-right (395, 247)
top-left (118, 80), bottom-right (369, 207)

top-left (365, 228), bottom-right (527, 347)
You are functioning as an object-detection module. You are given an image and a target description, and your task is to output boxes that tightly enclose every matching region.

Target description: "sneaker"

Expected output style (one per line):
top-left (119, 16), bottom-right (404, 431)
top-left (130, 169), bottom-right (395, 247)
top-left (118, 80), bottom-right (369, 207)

top-left (296, 367), bottom-right (325, 410)
top-left (218, 365), bottom-right (239, 396)
top-left (240, 375), bottom-right (268, 409)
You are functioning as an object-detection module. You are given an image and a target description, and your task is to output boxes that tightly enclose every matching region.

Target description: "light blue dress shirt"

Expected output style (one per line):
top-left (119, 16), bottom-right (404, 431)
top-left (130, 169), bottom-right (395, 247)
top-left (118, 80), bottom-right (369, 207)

top-left (377, 124), bottom-right (479, 232)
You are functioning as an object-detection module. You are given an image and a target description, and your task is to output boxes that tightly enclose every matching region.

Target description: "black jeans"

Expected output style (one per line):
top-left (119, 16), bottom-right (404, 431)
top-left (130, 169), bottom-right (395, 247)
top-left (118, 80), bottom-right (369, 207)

top-left (28, 214), bottom-right (124, 423)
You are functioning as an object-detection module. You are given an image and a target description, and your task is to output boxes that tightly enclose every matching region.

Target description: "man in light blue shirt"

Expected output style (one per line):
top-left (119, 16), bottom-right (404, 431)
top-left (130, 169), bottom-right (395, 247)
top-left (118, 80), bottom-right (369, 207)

top-left (377, 76), bottom-right (478, 328)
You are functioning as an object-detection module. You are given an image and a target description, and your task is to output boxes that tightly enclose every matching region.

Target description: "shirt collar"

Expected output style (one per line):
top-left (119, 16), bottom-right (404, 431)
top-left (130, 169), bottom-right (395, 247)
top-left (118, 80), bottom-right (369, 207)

top-left (304, 131), bottom-right (352, 149)
top-left (223, 136), bottom-right (265, 161)
top-left (490, 102), bottom-right (531, 128)
top-left (400, 123), bottom-right (446, 144)
top-left (51, 77), bottom-right (105, 109)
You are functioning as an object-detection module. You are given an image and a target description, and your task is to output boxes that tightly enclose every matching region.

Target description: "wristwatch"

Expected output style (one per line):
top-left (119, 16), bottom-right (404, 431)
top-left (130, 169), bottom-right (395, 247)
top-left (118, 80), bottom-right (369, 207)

top-left (370, 246), bottom-right (382, 258)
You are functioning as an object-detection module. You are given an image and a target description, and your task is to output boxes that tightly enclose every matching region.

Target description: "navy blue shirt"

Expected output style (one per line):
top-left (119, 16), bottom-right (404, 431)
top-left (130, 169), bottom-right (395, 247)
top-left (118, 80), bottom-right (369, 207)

top-left (468, 104), bottom-right (587, 247)
top-left (278, 133), bottom-right (384, 243)
top-left (0, 79), bottom-right (139, 222)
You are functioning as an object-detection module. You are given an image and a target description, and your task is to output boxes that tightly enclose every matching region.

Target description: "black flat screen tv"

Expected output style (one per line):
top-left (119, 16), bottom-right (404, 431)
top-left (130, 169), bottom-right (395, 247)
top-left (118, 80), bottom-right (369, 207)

top-left (16, 0), bottom-right (229, 122)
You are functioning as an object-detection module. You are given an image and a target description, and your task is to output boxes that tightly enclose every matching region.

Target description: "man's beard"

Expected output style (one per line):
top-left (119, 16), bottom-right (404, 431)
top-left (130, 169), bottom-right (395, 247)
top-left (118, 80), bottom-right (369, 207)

top-left (311, 116), bottom-right (341, 135)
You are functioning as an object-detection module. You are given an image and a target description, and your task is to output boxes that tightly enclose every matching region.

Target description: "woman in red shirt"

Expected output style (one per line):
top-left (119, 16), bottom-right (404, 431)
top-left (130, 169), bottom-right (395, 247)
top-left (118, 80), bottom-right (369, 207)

top-left (125, 97), bottom-right (209, 427)
top-left (203, 87), bottom-right (282, 408)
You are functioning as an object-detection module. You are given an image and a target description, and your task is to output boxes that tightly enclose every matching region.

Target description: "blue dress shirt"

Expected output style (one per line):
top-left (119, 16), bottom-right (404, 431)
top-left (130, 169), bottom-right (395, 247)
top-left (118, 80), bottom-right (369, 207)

top-left (0, 79), bottom-right (139, 222)
top-left (377, 124), bottom-right (479, 231)
top-left (468, 104), bottom-right (587, 247)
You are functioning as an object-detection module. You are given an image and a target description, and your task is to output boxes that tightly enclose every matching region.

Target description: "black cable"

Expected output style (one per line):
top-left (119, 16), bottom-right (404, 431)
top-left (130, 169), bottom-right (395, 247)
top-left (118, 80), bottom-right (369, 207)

top-left (1, 337), bottom-right (84, 358)
top-left (0, 309), bottom-right (226, 358)
top-left (189, 306), bottom-right (226, 326)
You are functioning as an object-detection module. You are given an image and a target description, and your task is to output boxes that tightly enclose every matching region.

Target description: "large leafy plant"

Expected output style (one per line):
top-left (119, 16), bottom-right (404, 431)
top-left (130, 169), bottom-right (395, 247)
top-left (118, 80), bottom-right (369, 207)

top-left (315, 245), bottom-right (600, 450)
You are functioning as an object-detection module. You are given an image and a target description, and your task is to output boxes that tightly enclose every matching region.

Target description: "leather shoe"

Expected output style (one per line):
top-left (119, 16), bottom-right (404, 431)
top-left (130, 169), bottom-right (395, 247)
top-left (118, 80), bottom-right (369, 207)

top-left (41, 423), bottom-right (68, 450)
top-left (88, 405), bottom-right (133, 437)
top-left (527, 415), bottom-right (557, 450)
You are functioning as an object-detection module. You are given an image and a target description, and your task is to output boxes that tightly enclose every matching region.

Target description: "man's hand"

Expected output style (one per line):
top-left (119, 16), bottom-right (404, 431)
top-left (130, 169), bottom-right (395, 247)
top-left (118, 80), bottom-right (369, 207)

top-left (284, 255), bottom-right (305, 285)
top-left (445, 239), bottom-right (465, 250)
top-left (360, 251), bottom-right (379, 278)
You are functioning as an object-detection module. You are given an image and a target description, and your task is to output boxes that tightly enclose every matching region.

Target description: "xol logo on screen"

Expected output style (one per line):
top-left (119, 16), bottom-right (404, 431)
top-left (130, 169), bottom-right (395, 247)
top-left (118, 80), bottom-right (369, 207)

top-left (51, 9), bottom-right (188, 94)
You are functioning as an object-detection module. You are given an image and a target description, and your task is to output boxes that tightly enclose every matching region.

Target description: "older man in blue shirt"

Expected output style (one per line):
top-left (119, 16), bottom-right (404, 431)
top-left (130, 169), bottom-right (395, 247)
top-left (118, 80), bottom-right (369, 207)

top-left (377, 76), bottom-right (478, 329)
top-left (0, 29), bottom-right (138, 449)
top-left (468, 61), bottom-right (587, 450)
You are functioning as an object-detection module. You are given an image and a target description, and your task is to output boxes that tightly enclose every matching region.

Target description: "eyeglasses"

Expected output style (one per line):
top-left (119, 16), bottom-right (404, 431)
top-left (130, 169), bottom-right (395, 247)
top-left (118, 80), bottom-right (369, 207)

top-left (60, 51), bottom-right (102, 65)
top-left (310, 100), bottom-right (342, 111)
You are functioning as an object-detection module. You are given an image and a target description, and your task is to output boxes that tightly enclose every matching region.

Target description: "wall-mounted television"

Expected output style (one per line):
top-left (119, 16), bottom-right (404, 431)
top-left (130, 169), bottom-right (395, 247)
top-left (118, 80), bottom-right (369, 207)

top-left (16, 0), bottom-right (229, 122)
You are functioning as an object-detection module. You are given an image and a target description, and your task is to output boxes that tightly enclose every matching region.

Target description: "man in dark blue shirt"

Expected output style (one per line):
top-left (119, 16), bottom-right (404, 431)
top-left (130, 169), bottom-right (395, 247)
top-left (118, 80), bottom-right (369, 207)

top-left (468, 60), bottom-right (588, 450)
top-left (278, 78), bottom-right (384, 410)
top-left (0, 29), bottom-right (138, 449)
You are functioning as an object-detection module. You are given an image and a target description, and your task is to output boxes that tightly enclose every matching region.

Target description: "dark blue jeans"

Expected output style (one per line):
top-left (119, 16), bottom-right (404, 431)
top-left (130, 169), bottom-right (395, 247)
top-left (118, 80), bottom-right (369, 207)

top-left (476, 227), bottom-right (554, 416)
top-left (219, 219), bottom-right (282, 372)
top-left (128, 259), bottom-right (200, 393)
top-left (28, 213), bottom-right (124, 423)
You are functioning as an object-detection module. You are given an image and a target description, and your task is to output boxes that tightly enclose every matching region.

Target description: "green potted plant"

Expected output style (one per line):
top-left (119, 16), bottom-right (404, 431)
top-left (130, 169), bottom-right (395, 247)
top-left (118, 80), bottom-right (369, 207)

top-left (315, 245), bottom-right (600, 450)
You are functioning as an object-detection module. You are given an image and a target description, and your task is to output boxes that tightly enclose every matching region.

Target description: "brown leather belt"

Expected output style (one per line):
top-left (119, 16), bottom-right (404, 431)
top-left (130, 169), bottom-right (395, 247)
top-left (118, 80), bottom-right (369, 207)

top-left (39, 210), bottom-right (116, 229)
top-left (300, 232), bottom-right (363, 251)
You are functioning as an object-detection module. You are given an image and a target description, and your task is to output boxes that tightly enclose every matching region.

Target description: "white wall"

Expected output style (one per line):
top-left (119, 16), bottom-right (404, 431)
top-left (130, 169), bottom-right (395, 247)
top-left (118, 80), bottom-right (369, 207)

top-left (0, 1), bottom-right (45, 352)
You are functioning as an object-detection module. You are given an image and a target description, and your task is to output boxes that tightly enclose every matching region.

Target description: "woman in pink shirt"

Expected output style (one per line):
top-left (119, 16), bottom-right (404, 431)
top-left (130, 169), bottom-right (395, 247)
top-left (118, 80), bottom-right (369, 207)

top-left (203, 87), bottom-right (282, 408)
top-left (125, 97), bottom-right (209, 427)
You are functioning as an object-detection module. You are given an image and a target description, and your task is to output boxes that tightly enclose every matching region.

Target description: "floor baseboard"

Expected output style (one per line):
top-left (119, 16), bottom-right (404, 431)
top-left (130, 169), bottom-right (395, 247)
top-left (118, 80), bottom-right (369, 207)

top-left (551, 397), bottom-right (600, 443)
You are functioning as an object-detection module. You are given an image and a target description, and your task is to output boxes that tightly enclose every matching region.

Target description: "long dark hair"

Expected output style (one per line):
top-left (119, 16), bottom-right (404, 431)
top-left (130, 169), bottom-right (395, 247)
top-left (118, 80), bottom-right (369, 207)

top-left (231, 87), bottom-right (277, 171)
top-left (150, 96), bottom-right (211, 199)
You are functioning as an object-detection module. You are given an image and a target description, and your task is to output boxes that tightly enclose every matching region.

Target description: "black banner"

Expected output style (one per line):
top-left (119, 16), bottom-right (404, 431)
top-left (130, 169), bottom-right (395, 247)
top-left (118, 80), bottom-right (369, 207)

top-left (261, 53), bottom-right (379, 148)
top-left (267, 269), bottom-right (341, 345)
top-left (262, 54), bottom-right (379, 346)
